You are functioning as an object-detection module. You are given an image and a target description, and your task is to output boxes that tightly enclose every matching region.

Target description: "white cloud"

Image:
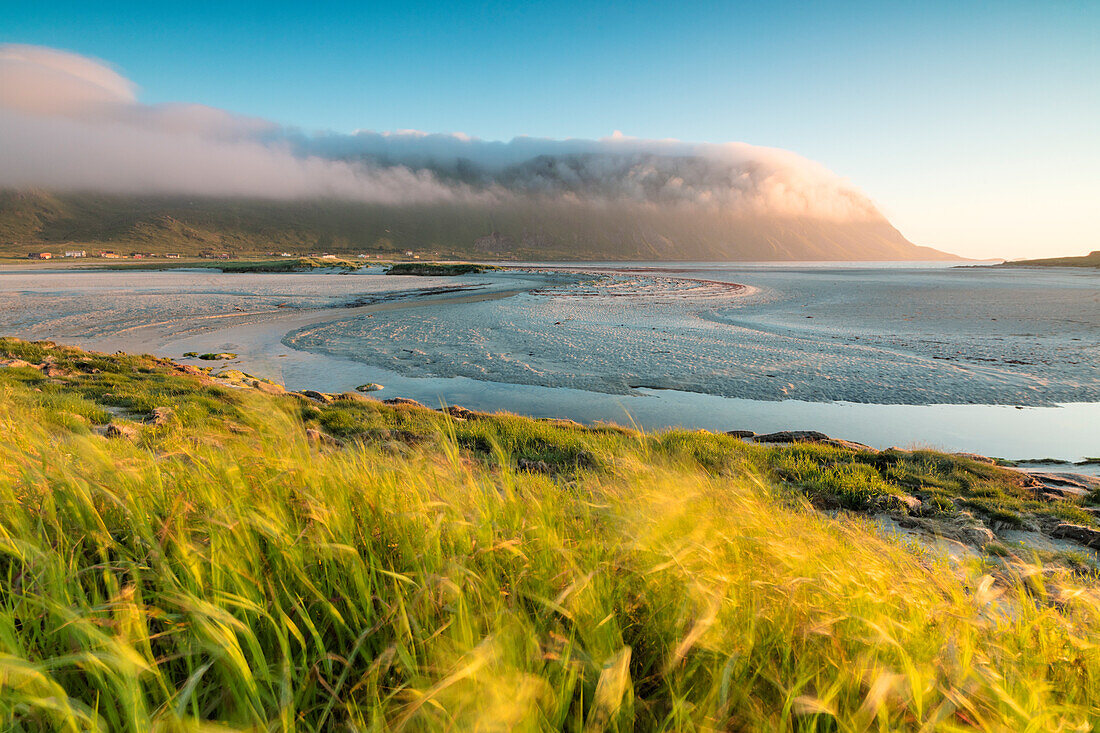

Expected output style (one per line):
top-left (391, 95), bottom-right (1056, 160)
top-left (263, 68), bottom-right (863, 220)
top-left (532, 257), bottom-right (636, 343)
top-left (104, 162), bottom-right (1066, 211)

top-left (0, 43), bottom-right (883, 222)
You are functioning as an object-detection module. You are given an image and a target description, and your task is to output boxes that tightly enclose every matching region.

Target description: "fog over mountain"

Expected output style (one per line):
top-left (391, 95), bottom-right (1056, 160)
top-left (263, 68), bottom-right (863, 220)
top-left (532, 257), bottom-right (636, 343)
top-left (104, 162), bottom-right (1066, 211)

top-left (0, 44), bottom-right (956, 260)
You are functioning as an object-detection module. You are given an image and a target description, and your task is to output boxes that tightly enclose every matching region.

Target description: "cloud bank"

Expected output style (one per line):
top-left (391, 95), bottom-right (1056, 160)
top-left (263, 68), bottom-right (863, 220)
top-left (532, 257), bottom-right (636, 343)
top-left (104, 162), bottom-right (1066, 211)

top-left (0, 44), bottom-right (882, 222)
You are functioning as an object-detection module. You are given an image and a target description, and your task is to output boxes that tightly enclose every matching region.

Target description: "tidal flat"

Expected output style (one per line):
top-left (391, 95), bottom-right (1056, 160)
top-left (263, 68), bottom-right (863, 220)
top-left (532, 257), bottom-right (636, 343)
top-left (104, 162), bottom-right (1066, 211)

top-left (0, 261), bottom-right (1096, 459)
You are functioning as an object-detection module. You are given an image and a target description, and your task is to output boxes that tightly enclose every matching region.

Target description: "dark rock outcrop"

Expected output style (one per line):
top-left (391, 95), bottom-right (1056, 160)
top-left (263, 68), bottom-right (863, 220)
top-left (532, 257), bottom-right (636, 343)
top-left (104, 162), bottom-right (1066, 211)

top-left (754, 430), bottom-right (877, 453)
top-left (383, 397), bottom-right (426, 408)
top-left (443, 405), bottom-right (477, 420)
top-left (1051, 523), bottom-right (1100, 550)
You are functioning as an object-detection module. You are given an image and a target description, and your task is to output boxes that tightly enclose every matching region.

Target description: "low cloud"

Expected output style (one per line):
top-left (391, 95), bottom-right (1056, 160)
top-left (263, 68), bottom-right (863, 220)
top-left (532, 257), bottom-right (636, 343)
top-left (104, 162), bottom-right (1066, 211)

top-left (0, 44), bottom-right (881, 222)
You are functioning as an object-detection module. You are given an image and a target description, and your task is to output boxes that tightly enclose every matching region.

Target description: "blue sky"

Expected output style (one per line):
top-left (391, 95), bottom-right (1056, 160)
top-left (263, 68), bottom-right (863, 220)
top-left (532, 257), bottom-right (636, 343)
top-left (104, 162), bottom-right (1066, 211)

top-left (3, 0), bottom-right (1097, 258)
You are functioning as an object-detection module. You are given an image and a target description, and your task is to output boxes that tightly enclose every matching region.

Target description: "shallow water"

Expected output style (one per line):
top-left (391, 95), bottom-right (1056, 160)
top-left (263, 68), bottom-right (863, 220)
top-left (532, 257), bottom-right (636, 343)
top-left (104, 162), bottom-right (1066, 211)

top-left (1, 262), bottom-right (1097, 460)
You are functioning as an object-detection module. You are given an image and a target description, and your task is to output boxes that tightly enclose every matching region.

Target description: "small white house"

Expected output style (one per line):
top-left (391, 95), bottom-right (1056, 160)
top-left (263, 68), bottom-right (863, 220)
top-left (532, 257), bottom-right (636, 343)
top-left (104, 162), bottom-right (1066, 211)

top-left (63, 250), bottom-right (86, 258)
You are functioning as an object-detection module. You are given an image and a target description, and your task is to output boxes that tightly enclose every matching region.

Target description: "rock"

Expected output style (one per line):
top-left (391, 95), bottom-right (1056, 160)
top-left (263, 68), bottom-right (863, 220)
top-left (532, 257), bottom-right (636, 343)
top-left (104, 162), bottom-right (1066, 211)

top-left (151, 406), bottom-right (173, 426)
top-left (1051, 523), bottom-right (1100, 550)
top-left (0, 358), bottom-right (35, 369)
top-left (754, 430), bottom-right (877, 453)
top-left (1035, 484), bottom-right (1090, 500)
top-left (299, 390), bottom-right (334, 404)
top-left (880, 494), bottom-right (923, 514)
top-left (305, 427), bottom-right (341, 446)
top-left (518, 458), bottom-right (553, 474)
top-left (959, 525), bottom-right (996, 547)
top-left (198, 352), bottom-right (238, 360)
top-left (725, 430), bottom-right (756, 439)
top-left (1026, 472), bottom-right (1093, 491)
top-left (175, 364), bottom-right (204, 376)
top-left (755, 430), bottom-right (831, 444)
top-left (251, 379), bottom-right (285, 394)
top-left (383, 397), bottom-right (426, 409)
top-left (443, 405), bottom-right (477, 420)
top-left (356, 383), bottom-right (384, 392)
top-left (105, 423), bottom-right (137, 440)
top-left (898, 495), bottom-right (923, 512)
top-left (42, 364), bottom-right (72, 378)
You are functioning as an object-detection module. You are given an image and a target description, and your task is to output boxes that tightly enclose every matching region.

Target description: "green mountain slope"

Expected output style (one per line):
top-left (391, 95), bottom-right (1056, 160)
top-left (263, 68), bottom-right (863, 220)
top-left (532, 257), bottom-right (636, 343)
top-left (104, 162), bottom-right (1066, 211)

top-left (0, 189), bottom-right (960, 261)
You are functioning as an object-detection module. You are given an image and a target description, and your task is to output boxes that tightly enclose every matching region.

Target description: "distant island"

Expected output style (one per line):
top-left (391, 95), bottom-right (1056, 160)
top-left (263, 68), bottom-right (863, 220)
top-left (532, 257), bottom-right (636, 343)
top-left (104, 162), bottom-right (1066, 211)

top-left (0, 189), bottom-right (960, 263)
top-left (998, 251), bottom-right (1100, 268)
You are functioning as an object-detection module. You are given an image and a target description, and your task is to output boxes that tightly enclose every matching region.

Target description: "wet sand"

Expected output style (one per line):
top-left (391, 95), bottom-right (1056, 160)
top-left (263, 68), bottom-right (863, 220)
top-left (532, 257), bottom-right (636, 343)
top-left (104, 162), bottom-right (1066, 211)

top-left (1, 262), bottom-right (1097, 459)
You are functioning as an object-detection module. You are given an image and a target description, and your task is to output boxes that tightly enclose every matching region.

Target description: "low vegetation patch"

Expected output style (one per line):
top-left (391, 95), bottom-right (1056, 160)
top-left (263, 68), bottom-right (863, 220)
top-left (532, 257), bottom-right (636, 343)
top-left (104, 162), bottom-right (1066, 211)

top-left (94, 257), bottom-right (362, 273)
top-left (386, 262), bottom-right (502, 276)
top-left (2, 336), bottom-right (1100, 730)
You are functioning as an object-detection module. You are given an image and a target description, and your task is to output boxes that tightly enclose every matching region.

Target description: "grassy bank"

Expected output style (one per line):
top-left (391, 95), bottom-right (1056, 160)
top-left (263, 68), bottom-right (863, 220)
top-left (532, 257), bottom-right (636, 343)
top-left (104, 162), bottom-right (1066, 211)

top-left (2, 338), bottom-right (1100, 730)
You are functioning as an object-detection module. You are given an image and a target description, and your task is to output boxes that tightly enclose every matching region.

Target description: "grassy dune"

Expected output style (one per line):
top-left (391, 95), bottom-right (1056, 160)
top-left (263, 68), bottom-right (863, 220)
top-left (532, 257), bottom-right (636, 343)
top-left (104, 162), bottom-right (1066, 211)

top-left (2, 338), bottom-right (1100, 730)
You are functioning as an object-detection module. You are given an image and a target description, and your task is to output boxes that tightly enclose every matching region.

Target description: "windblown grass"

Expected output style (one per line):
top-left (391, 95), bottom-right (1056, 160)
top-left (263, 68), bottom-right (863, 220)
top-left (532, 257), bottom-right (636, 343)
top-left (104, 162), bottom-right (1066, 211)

top-left (1, 339), bottom-right (1100, 729)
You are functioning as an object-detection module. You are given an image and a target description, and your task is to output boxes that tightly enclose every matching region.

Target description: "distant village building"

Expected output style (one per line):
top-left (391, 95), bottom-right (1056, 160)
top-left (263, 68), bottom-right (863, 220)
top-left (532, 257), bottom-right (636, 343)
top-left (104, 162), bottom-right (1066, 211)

top-left (99, 251), bottom-right (120, 258)
top-left (404, 250), bottom-right (415, 257)
top-left (63, 250), bottom-right (86, 258)
top-left (28, 252), bottom-right (52, 260)
top-left (165, 253), bottom-right (181, 259)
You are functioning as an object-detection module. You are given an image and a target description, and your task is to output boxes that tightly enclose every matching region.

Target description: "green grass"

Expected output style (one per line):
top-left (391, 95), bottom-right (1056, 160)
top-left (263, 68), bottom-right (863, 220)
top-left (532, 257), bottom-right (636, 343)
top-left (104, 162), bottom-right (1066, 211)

top-left (2, 337), bottom-right (1100, 730)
